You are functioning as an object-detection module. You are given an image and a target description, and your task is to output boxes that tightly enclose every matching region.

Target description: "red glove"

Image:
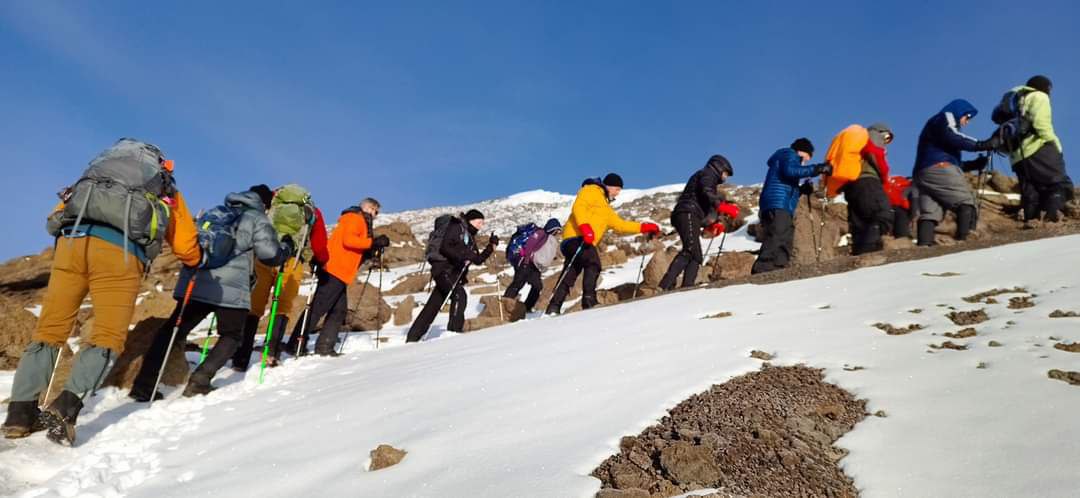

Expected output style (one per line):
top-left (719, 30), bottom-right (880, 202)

top-left (704, 223), bottom-right (725, 237)
top-left (579, 223), bottom-right (596, 245)
top-left (716, 202), bottom-right (739, 219)
top-left (640, 222), bottom-right (660, 236)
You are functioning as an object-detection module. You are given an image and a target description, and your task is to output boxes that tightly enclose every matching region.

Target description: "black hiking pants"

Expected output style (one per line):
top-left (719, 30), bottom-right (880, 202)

top-left (504, 262), bottom-right (543, 312)
top-left (407, 262), bottom-right (468, 342)
top-left (845, 177), bottom-right (893, 255)
top-left (131, 300), bottom-right (246, 398)
top-left (547, 237), bottom-right (601, 312)
top-left (284, 269), bottom-right (348, 353)
top-left (660, 210), bottom-right (704, 290)
top-left (893, 205), bottom-right (913, 238)
top-left (751, 209), bottom-right (794, 274)
top-left (1014, 143), bottom-right (1070, 222)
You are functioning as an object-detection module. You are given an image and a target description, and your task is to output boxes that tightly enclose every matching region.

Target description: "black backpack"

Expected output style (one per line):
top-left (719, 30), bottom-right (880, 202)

top-left (425, 214), bottom-right (461, 263)
top-left (991, 89), bottom-right (1035, 153)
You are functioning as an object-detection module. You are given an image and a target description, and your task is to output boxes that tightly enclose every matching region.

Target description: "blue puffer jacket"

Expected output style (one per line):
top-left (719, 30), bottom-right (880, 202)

top-left (759, 148), bottom-right (819, 215)
top-left (913, 99), bottom-right (986, 173)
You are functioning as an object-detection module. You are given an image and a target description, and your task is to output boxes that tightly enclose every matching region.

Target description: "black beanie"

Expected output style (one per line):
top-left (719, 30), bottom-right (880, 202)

top-left (249, 184), bottom-right (273, 209)
top-left (791, 138), bottom-right (815, 157)
top-left (602, 173), bottom-right (624, 188)
top-left (706, 154), bottom-right (733, 176)
top-left (463, 209), bottom-right (485, 222)
top-left (1027, 75), bottom-right (1052, 94)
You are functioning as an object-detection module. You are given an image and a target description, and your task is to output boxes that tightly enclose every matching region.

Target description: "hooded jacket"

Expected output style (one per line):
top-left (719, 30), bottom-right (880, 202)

top-left (562, 179), bottom-right (642, 245)
top-left (759, 148), bottom-right (820, 215)
top-left (860, 123), bottom-right (892, 181)
top-left (439, 218), bottom-right (492, 271)
top-left (175, 190), bottom-right (288, 310)
top-left (673, 156), bottom-right (730, 219)
top-left (324, 207), bottom-right (374, 284)
top-left (914, 99), bottom-right (988, 172)
top-left (1009, 85), bottom-right (1063, 163)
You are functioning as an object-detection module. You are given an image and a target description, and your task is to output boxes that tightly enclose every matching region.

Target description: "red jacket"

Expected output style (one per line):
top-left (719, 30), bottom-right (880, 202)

top-left (884, 176), bottom-right (912, 210)
top-left (861, 140), bottom-right (891, 180)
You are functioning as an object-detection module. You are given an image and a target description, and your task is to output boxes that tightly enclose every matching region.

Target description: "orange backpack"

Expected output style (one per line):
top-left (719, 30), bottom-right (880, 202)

top-left (823, 125), bottom-right (869, 198)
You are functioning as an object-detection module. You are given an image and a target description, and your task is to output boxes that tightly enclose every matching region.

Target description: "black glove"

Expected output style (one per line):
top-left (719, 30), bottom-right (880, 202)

top-left (962, 155), bottom-right (989, 172)
top-left (813, 163), bottom-right (833, 176)
top-left (974, 133), bottom-right (1004, 152)
top-left (372, 234), bottom-right (391, 251)
top-left (281, 235), bottom-right (297, 259)
top-left (488, 233), bottom-right (499, 247)
top-left (799, 181), bottom-right (815, 196)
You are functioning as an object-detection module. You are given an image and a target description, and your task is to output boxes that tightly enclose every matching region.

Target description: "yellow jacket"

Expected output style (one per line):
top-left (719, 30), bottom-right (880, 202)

top-left (562, 183), bottom-right (641, 245)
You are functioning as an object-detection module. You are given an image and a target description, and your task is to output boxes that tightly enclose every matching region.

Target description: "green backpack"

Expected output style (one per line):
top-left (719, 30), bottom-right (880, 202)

top-left (269, 184), bottom-right (313, 240)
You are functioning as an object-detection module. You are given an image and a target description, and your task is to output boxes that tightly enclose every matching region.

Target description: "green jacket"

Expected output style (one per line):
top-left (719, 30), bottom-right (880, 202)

top-left (1010, 85), bottom-right (1062, 163)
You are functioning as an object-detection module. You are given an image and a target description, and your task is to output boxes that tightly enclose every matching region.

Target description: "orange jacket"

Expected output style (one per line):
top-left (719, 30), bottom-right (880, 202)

top-left (324, 208), bottom-right (373, 283)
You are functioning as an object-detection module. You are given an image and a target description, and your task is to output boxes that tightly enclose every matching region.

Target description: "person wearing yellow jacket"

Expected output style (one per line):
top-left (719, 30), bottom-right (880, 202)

top-left (545, 174), bottom-right (660, 314)
top-left (2, 139), bottom-right (201, 445)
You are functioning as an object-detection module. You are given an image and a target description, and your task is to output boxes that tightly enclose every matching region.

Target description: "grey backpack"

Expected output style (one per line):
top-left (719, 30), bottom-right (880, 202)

top-left (47, 138), bottom-right (174, 261)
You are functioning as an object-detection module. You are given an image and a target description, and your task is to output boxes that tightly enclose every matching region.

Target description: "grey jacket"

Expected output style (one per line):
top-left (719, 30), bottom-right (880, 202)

top-left (174, 191), bottom-right (288, 310)
top-left (530, 233), bottom-right (561, 269)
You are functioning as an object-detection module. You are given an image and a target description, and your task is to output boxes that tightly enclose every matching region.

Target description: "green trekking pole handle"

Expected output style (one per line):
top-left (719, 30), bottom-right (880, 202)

top-left (198, 313), bottom-right (217, 365)
top-left (258, 266), bottom-right (287, 384)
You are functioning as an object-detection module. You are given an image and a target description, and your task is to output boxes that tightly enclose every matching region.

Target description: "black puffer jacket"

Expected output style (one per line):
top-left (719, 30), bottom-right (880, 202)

top-left (673, 155), bottom-right (731, 219)
top-left (439, 219), bottom-right (493, 273)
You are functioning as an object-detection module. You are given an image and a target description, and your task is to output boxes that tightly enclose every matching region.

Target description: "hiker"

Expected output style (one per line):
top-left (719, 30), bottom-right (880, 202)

top-left (129, 185), bottom-right (294, 401)
top-left (545, 174), bottom-right (660, 314)
top-left (751, 139), bottom-right (831, 274)
top-left (996, 75), bottom-right (1070, 227)
top-left (844, 123), bottom-right (895, 255)
top-left (281, 198), bottom-right (389, 356)
top-left (659, 155), bottom-right (737, 290)
top-left (407, 210), bottom-right (498, 342)
top-left (913, 99), bottom-right (1002, 246)
top-left (232, 184), bottom-right (329, 370)
top-left (1, 139), bottom-right (202, 445)
top-left (884, 176), bottom-right (917, 238)
top-left (503, 218), bottom-right (563, 314)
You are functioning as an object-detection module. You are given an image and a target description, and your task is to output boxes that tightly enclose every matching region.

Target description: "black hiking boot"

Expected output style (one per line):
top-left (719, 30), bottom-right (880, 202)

top-left (955, 205), bottom-right (975, 240)
top-left (39, 390), bottom-right (82, 446)
top-left (182, 374), bottom-right (216, 397)
top-left (128, 389), bottom-right (164, 403)
top-left (314, 348), bottom-right (341, 358)
top-left (2, 400), bottom-right (43, 439)
top-left (917, 220), bottom-right (937, 247)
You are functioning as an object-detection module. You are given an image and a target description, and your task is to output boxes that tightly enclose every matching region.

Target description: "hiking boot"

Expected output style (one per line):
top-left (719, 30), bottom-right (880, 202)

top-left (182, 375), bottom-right (216, 397)
top-left (314, 348), bottom-right (341, 358)
top-left (1023, 219), bottom-right (1040, 230)
top-left (916, 220), bottom-right (937, 247)
top-left (128, 389), bottom-right (164, 403)
top-left (2, 401), bottom-right (42, 439)
top-left (39, 390), bottom-right (82, 446)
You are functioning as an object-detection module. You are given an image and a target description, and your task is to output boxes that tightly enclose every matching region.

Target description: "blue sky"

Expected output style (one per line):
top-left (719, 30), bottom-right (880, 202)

top-left (1, 1), bottom-right (1077, 260)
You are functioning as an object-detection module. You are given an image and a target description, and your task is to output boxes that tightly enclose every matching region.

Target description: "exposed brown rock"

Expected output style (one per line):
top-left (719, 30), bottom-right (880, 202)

top-left (369, 444), bottom-right (407, 470)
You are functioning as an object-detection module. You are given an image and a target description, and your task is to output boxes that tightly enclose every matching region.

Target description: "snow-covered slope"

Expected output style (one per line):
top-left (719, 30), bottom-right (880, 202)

top-left (4, 235), bottom-right (1080, 497)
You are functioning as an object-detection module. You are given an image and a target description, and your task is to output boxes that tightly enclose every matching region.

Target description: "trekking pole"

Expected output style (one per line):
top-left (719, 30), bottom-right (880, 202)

top-left (709, 230), bottom-right (729, 277)
top-left (807, 193), bottom-right (821, 263)
top-left (375, 255), bottom-right (384, 349)
top-left (494, 269), bottom-right (505, 323)
top-left (551, 244), bottom-right (583, 301)
top-left (150, 278), bottom-right (196, 407)
top-left (258, 266), bottom-right (287, 384)
top-left (40, 320), bottom-right (77, 409)
top-left (632, 232), bottom-right (658, 299)
top-left (433, 262), bottom-right (471, 320)
top-left (295, 266), bottom-right (319, 357)
top-left (338, 263), bottom-right (375, 354)
top-left (198, 313), bottom-right (217, 365)
top-left (817, 192), bottom-right (827, 263)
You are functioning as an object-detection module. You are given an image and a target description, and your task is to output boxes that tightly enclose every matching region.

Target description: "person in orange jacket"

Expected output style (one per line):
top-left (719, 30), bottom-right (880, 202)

top-left (2, 139), bottom-right (201, 445)
top-left (545, 173), bottom-right (660, 315)
top-left (283, 198), bottom-right (389, 357)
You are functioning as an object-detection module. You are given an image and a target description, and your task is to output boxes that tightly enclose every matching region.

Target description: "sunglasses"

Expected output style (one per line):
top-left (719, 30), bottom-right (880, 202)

top-left (883, 133), bottom-right (894, 145)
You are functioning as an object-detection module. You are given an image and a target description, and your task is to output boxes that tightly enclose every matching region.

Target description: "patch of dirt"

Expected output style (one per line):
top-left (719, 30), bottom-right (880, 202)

top-left (988, 341), bottom-right (1003, 347)
top-left (1053, 343), bottom-right (1080, 353)
top-left (922, 272), bottom-right (962, 277)
top-left (930, 341), bottom-right (968, 351)
top-left (946, 309), bottom-right (989, 326)
top-left (1049, 309), bottom-right (1080, 318)
top-left (1047, 369), bottom-right (1080, 386)
top-left (749, 350), bottom-right (773, 361)
top-left (592, 366), bottom-right (866, 498)
top-left (962, 287), bottom-right (1027, 303)
top-left (842, 365), bottom-right (864, 372)
top-left (944, 328), bottom-right (977, 339)
top-left (1007, 296), bottom-right (1035, 310)
top-left (908, 308), bottom-right (923, 314)
top-left (873, 322), bottom-right (924, 335)
top-left (701, 312), bottom-right (733, 320)
top-left (369, 444), bottom-right (407, 471)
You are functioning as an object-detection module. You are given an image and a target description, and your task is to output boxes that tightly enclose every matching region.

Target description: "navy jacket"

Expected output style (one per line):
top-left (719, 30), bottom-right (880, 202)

top-left (913, 99), bottom-right (985, 173)
top-left (759, 148), bottom-right (819, 215)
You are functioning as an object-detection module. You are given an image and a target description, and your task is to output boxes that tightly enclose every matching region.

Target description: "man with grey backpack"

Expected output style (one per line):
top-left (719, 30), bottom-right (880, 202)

top-left (129, 185), bottom-right (293, 401)
top-left (2, 138), bottom-right (203, 446)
